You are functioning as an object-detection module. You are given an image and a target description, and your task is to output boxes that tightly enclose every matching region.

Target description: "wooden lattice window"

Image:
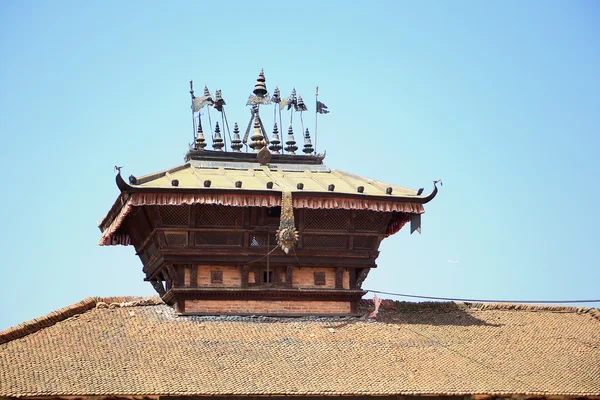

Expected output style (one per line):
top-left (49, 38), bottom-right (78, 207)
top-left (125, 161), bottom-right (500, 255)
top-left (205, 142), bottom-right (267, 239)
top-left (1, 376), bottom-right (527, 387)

top-left (304, 209), bottom-right (350, 231)
top-left (158, 206), bottom-right (189, 226)
top-left (196, 205), bottom-right (243, 227)
top-left (354, 211), bottom-right (387, 232)
top-left (353, 236), bottom-right (375, 250)
top-left (195, 232), bottom-right (242, 246)
top-left (164, 231), bottom-right (188, 247)
top-left (303, 235), bottom-right (348, 248)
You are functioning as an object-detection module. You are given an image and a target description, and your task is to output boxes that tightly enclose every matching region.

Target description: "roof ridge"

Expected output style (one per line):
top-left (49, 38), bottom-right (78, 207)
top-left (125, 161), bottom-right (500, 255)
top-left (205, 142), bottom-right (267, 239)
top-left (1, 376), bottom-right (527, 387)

top-left (360, 299), bottom-right (600, 320)
top-left (0, 296), bottom-right (163, 345)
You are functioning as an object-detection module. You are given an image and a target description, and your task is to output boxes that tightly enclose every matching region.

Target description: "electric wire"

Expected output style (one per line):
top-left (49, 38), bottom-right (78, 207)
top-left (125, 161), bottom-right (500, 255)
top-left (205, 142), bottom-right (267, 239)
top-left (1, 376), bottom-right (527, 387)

top-left (365, 289), bottom-right (600, 304)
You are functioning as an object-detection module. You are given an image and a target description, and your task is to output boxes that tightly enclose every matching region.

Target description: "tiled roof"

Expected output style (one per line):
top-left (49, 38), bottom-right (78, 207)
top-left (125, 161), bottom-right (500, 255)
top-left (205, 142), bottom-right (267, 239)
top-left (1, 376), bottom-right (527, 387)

top-left (1, 297), bottom-right (599, 397)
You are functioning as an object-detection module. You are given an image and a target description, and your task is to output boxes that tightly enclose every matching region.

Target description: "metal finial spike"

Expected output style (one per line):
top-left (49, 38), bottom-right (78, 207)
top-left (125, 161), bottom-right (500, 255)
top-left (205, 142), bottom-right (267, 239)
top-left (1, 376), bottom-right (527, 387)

top-left (253, 69), bottom-right (268, 97)
top-left (195, 118), bottom-right (207, 150)
top-left (249, 115), bottom-right (266, 153)
top-left (203, 85), bottom-right (211, 97)
top-left (269, 122), bottom-right (282, 154)
top-left (302, 128), bottom-right (314, 154)
top-left (285, 125), bottom-right (298, 154)
top-left (212, 122), bottom-right (224, 151)
top-left (231, 122), bottom-right (243, 152)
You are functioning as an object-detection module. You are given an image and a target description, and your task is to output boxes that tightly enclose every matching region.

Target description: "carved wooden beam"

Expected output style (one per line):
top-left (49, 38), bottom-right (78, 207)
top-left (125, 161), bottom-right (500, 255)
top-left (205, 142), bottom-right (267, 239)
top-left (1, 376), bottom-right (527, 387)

top-left (286, 266), bottom-right (293, 287)
top-left (335, 267), bottom-right (344, 289)
top-left (190, 265), bottom-right (198, 287)
top-left (241, 265), bottom-right (249, 287)
top-left (150, 279), bottom-right (166, 296)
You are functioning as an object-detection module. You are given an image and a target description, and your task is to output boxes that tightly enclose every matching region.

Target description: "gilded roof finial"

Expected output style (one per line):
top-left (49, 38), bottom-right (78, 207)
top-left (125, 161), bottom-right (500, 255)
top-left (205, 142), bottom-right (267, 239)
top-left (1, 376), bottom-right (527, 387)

top-left (195, 118), bottom-right (207, 150)
top-left (285, 125), bottom-right (298, 154)
top-left (212, 122), bottom-right (224, 151)
top-left (269, 122), bottom-right (282, 154)
top-left (249, 115), bottom-right (266, 152)
top-left (302, 128), bottom-right (314, 154)
top-left (253, 68), bottom-right (268, 97)
top-left (231, 122), bottom-right (243, 152)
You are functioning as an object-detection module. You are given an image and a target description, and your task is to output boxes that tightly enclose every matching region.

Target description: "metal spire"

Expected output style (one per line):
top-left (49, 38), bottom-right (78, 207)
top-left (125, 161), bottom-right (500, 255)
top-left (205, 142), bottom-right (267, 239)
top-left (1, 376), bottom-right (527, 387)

top-left (249, 115), bottom-right (266, 152)
top-left (269, 122), bottom-right (282, 154)
top-left (195, 118), bottom-right (207, 150)
top-left (302, 128), bottom-right (314, 154)
top-left (247, 69), bottom-right (270, 105)
top-left (254, 68), bottom-right (267, 97)
top-left (212, 122), bottom-right (224, 151)
top-left (285, 125), bottom-right (298, 154)
top-left (231, 122), bottom-right (243, 152)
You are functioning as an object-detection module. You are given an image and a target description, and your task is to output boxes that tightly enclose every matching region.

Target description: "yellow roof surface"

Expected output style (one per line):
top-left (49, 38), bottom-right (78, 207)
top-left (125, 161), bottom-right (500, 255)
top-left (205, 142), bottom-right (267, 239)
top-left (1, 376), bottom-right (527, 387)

top-left (132, 162), bottom-right (425, 199)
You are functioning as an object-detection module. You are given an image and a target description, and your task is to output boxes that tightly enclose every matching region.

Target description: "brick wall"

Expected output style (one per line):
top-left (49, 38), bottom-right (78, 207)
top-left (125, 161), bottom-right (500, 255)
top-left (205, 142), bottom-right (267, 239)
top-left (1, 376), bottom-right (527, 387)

top-left (292, 267), bottom-right (350, 289)
top-left (183, 265), bottom-right (350, 289)
top-left (184, 265), bottom-right (241, 287)
top-left (185, 299), bottom-right (352, 314)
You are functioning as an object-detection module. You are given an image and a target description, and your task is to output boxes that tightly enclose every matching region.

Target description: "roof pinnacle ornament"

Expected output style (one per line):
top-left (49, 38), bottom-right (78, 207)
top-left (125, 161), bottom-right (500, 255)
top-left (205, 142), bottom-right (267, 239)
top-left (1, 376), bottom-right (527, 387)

top-left (253, 68), bottom-right (267, 97)
top-left (269, 122), bottom-right (282, 154)
top-left (195, 118), bottom-right (207, 150)
top-left (285, 125), bottom-right (298, 154)
top-left (249, 115), bottom-right (266, 152)
top-left (247, 69), bottom-right (271, 106)
top-left (302, 128), bottom-right (314, 154)
top-left (231, 122), bottom-right (243, 152)
top-left (212, 122), bottom-right (224, 151)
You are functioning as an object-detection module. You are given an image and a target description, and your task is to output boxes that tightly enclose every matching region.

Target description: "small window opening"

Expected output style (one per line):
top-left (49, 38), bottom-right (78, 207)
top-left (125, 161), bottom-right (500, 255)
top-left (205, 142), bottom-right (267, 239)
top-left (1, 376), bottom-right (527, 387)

top-left (262, 270), bottom-right (274, 283)
top-left (314, 272), bottom-right (326, 286)
top-left (211, 270), bottom-right (223, 284)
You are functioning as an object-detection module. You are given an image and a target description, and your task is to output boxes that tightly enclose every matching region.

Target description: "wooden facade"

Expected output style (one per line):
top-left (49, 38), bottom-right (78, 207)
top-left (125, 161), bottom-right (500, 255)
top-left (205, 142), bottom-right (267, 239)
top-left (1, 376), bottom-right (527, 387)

top-left (122, 200), bottom-right (404, 315)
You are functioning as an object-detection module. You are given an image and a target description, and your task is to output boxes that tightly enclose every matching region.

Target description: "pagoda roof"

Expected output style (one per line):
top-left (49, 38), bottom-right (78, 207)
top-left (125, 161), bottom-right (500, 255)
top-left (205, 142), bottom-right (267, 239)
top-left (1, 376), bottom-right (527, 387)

top-left (120, 157), bottom-right (435, 200)
top-left (99, 156), bottom-right (437, 245)
top-left (1, 297), bottom-right (599, 397)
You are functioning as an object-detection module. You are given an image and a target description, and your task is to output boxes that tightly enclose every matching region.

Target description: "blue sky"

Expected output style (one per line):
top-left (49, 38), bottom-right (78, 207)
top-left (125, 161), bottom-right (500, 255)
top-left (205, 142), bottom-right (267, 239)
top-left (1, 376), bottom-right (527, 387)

top-left (1, 1), bottom-right (598, 330)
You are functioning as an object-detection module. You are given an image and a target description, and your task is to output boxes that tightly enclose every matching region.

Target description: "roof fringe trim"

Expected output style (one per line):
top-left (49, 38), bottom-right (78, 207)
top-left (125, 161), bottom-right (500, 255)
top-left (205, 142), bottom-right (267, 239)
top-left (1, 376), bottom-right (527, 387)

top-left (358, 299), bottom-right (600, 320)
top-left (99, 192), bottom-right (424, 246)
top-left (0, 296), bottom-right (163, 345)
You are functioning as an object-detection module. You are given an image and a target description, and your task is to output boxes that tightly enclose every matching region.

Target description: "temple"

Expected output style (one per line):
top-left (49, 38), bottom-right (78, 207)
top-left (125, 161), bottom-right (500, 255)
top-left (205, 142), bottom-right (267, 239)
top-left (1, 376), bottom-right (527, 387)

top-left (98, 69), bottom-right (438, 316)
top-left (1, 70), bottom-right (599, 399)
